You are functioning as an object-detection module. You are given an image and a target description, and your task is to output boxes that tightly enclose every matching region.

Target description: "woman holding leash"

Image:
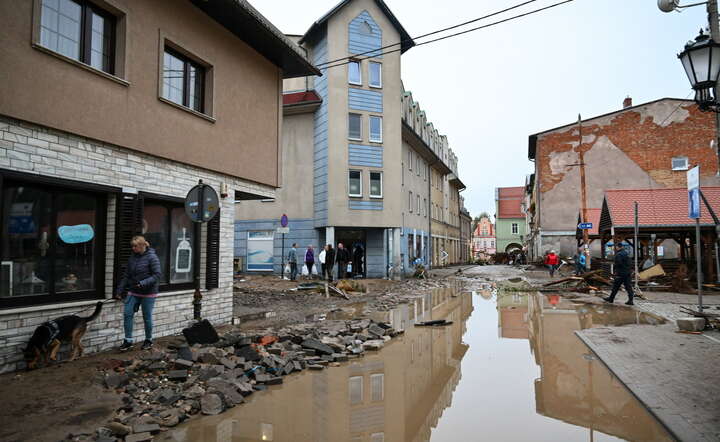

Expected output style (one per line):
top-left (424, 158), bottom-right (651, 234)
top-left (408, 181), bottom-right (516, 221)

top-left (115, 235), bottom-right (161, 351)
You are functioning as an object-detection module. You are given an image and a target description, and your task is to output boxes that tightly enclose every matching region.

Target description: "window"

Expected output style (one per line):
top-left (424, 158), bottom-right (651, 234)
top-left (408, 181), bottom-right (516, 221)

top-left (348, 113), bottom-right (362, 140)
top-left (417, 195), bottom-right (421, 216)
top-left (416, 156), bottom-right (420, 176)
top-left (349, 376), bottom-right (363, 404)
top-left (247, 231), bottom-right (274, 271)
top-left (408, 151), bottom-right (413, 170)
top-left (512, 223), bottom-right (519, 234)
top-left (39, 0), bottom-right (116, 74)
top-left (142, 199), bottom-right (197, 287)
top-left (349, 170), bottom-right (362, 197)
top-left (409, 191), bottom-right (413, 212)
top-left (162, 48), bottom-right (205, 113)
top-left (348, 60), bottom-right (362, 85)
top-left (369, 62), bottom-right (382, 88)
top-left (672, 156), bottom-right (689, 171)
top-left (423, 198), bottom-right (427, 217)
top-left (1, 179), bottom-right (106, 307)
top-left (370, 374), bottom-right (384, 401)
top-left (370, 172), bottom-right (383, 198)
top-left (369, 116), bottom-right (382, 143)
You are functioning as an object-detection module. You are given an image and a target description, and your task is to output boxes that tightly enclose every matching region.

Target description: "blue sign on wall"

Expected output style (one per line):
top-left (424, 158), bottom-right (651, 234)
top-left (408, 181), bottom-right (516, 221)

top-left (578, 222), bottom-right (593, 230)
top-left (58, 224), bottom-right (95, 244)
top-left (689, 188), bottom-right (701, 219)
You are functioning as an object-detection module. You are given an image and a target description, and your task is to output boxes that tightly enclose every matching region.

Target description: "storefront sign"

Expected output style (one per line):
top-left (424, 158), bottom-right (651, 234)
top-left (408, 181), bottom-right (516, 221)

top-left (58, 224), bottom-right (94, 244)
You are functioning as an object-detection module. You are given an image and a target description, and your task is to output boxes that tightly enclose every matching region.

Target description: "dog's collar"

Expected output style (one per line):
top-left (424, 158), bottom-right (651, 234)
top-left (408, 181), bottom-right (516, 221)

top-left (41, 320), bottom-right (60, 347)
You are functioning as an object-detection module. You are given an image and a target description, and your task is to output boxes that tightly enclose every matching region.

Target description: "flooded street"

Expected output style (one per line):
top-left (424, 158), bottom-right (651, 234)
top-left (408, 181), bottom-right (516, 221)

top-left (160, 284), bottom-right (672, 442)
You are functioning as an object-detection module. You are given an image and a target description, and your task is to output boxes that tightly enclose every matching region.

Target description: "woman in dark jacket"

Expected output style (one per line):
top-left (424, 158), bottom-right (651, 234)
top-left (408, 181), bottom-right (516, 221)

top-left (115, 235), bottom-right (162, 351)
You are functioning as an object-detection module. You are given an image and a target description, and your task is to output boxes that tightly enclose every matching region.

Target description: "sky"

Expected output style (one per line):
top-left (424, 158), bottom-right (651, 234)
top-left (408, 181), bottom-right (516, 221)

top-left (252, 0), bottom-right (707, 218)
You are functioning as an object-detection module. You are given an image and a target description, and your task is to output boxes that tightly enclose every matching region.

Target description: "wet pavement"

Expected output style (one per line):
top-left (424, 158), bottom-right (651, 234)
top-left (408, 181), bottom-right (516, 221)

top-left (159, 283), bottom-right (672, 442)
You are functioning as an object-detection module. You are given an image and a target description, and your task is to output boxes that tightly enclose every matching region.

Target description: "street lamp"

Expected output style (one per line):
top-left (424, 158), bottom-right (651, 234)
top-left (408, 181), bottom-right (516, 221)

top-left (678, 30), bottom-right (720, 111)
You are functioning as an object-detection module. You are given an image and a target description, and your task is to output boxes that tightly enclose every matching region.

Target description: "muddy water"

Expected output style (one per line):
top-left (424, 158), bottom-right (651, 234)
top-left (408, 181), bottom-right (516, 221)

top-left (160, 286), bottom-right (672, 442)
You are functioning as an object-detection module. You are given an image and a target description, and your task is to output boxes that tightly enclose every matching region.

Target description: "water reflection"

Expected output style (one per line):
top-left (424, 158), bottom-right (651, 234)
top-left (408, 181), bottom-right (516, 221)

top-left (160, 285), bottom-right (473, 442)
top-left (498, 293), bottom-right (671, 442)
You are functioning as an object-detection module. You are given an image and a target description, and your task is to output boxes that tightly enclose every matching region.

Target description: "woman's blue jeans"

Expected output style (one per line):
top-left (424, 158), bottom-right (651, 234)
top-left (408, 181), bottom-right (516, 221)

top-left (124, 295), bottom-right (156, 342)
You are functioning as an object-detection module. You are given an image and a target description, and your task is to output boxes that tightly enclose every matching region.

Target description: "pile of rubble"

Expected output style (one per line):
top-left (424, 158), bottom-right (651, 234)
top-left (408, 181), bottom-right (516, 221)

top-left (93, 319), bottom-right (400, 441)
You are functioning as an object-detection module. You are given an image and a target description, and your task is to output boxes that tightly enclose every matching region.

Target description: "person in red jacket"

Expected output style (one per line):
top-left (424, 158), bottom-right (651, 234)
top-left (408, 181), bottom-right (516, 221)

top-left (544, 250), bottom-right (560, 277)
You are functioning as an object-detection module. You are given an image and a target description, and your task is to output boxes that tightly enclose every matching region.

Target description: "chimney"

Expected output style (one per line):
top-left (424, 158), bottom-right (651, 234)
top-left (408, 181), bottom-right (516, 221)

top-left (623, 96), bottom-right (632, 109)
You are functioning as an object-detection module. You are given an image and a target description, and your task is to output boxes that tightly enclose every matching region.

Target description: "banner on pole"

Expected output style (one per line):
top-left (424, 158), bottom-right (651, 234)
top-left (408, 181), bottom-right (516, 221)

top-left (688, 166), bottom-right (700, 219)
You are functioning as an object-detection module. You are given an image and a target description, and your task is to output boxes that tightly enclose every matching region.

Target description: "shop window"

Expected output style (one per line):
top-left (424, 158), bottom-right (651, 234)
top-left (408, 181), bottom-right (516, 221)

top-left (142, 199), bottom-right (197, 289)
top-left (38, 0), bottom-right (116, 74)
top-left (1, 180), bottom-right (106, 307)
top-left (162, 47), bottom-right (205, 113)
top-left (247, 230), bottom-right (274, 271)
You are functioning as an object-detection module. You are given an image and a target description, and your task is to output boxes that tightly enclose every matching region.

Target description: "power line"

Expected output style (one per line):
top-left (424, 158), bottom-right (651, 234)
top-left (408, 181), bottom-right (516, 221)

top-left (321, 0), bottom-right (575, 71)
top-left (315, 0), bottom-right (540, 68)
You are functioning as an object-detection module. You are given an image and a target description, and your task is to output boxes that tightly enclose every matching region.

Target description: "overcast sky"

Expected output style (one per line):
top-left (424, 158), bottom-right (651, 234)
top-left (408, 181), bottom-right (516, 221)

top-left (252, 0), bottom-right (707, 218)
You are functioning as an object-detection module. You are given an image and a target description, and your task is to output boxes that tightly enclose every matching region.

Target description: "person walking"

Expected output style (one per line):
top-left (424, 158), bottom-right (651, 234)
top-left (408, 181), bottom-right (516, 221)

top-left (352, 243), bottom-right (364, 278)
top-left (319, 245), bottom-right (327, 280)
top-left (304, 245), bottom-right (315, 279)
top-left (325, 244), bottom-right (335, 282)
top-left (336, 242), bottom-right (349, 279)
top-left (287, 243), bottom-right (298, 281)
top-left (604, 242), bottom-right (635, 305)
top-left (544, 250), bottom-right (559, 277)
top-left (574, 249), bottom-right (586, 276)
top-left (115, 236), bottom-right (161, 351)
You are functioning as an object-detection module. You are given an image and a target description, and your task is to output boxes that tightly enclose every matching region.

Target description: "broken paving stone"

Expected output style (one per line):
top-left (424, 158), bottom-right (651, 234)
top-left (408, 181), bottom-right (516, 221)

top-left (154, 388), bottom-right (181, 405)
top-left (199, 352), bottom-right (222, 365)
top-left (254, 373), bottom-right (270, 383)
top-left (183, 384), bottom-right (206, 399)
top-left (235, 345), bottom-right (261, 362)
top-left (368, 324), bottom-right (386, 337)
top-left (174, 359), bottom-right (193, 369)
top-left (198, 367), bottom-right (220, 381)
top-left (125, 432), bottom-right (153, 442)
top-left (266, 376), bottom-right (283, 385)
top-left (252, 384), bottom-right (268, 391)
top-left (201, 393), bottom-right (224, 415)
top-left (105, 373), bottom-right (129, 389)
top-left (177, 346), bottom-right (194, 361)
top-left (133, 423), bottom-right (161, 434)
top-left (219, 357), bottom-right (236, 370)
top-left (300, 339), bottom-right (334, 355)
top-left (308, 364), bottom-right (325, 370)
top-left (332, 353), bottom-right (348, 362)
top-left (107, 422), bottom-right (131, 436)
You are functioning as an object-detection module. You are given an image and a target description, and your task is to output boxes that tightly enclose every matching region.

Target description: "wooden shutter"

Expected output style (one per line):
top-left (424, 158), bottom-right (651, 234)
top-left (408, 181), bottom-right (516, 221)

top-left (113, 193), bottom-right (143, 290)
top-left (205, 208), bottom-right (221, 289)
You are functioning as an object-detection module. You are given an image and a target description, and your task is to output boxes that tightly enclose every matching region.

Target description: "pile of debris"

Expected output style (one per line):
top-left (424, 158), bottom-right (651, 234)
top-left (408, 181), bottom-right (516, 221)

top-left (541, 270), bottom-right (612, 293)
top-left (95, 319), bottom-right (400, 441)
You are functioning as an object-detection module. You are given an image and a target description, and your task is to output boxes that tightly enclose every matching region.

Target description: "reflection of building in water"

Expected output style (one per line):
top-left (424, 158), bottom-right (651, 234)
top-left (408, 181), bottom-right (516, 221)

top-left (162, 288), bottom-right (473, 442)
top-left (526, 294), bottom-right (671, 441)
top-left (497, 293), bottom-right (529, 339)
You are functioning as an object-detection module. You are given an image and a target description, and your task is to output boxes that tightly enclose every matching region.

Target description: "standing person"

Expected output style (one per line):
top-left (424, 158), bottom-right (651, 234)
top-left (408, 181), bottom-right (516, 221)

top-left (545, 250), bottom-right (559, 277)
top-left (574, 249), bottom-right (586, 276)
top-left (604, 243), bottom-right (635, 305)
top-left (304, 245), bottom-right (315, 279)
top-left (319, 245), bottom-right (327, 281)
top-left (336, 242), bottom-right (349, 279)
top-left (325, 244), bottom-right (335, 282)
top-left (115, 236), bottom-right (161, 351)
top-left (352, 243), bottom-right (364, 278)
top-left (287, 243), bottom-right (298, 281)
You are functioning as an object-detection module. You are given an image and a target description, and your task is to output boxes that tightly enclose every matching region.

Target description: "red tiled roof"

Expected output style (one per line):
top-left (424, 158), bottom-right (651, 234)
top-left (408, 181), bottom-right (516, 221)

top-left (605, 187), bottom-right (720, 227)
top-left (577, 208), bottom-right (601, 235)
top-left (497, 186), bottom-right (524, 198)
top-left (498, 199), bottom-right (523, 218)
top-left (283, 90), bottom-right (321, 106)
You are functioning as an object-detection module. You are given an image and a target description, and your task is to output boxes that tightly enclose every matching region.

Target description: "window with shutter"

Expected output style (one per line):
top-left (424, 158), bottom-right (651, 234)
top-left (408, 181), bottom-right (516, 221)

top-left (206, 208), bottom-right (221, 289)
top-left (113, 193), bottom-right (142, 291)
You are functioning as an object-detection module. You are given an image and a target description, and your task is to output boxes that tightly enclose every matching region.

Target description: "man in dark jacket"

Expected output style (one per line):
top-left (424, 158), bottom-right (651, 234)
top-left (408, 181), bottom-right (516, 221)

top-left (325, 244), bottom-right (335, 282)
top-left (116, 236), bottom-right (162, 350)
top-left (604, 242), bottom-right (635, 305)
top-left (336, 243), bottom-right (350, 279)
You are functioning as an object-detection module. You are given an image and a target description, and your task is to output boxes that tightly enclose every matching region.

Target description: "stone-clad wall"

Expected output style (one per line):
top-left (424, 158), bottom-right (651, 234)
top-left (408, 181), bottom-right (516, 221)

top-left (0, 115), bottom-right (273, 373)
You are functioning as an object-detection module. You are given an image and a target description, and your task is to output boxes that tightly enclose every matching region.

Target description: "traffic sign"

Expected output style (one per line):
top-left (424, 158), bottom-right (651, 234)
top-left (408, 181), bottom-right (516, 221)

top-left (578, 222), bottom-right (593, 230)
top-left (280, 214), bottom-right (289, 227)
top-left (185, 181), bottom-right (219, 223)
top-left (688, 165), bottom-right (700, 219)
top-left (276, 227), bottom-right (289, 234)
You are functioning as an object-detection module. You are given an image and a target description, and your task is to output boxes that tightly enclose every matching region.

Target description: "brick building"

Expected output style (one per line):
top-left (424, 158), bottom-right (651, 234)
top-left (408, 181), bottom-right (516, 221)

top-left (526, 97), bottom-right (719, 259)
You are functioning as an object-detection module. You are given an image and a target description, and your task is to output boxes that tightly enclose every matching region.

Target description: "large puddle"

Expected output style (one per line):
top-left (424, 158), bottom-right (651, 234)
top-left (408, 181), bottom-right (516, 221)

top-left (159, 285), bottom-right (672, 442)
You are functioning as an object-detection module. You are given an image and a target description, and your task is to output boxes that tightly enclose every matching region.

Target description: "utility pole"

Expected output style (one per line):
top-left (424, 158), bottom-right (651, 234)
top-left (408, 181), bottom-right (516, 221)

top-left (578, 114), bottom-right (590, 269)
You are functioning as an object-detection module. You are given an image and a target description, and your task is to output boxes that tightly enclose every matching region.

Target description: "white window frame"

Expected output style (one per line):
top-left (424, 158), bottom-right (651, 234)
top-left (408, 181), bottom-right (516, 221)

top-left (408, 151), bottom-right (413, 171)
top-left (409, 191), bottom-right (413, 213)
top-left (423, 198), bottom-right (427, 217)
top-left (512, 223), bottom-right (519, 234)
top-left (672, 156), bottom-right (689, 171)
top-left (348, 169), bottom-right (362, 197)
top-left (417, 195), bottom-right (421, 216)
top-left (369, 115), bottom-right (383, 143)
top-left (348, 113), bottom-right (362, 141)
top-left (349, 376), bottom-right (363, 405)
top-left (369, 171), bottom-right (383, 198)
top-left (370, 373), bottom-right (384, 401)
top-left (369, 61), bottom-right (382, 88)
top-left (348, 60), bottom-right (362, 85)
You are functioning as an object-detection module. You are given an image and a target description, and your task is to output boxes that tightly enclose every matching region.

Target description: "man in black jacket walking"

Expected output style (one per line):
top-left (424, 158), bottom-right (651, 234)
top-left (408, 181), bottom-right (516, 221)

top-left (604, 242), bottom-right (635, 305)
top-left (336, 243), bottom-right (350, 279)
top-left (325, 244), bottom-right (335, 282)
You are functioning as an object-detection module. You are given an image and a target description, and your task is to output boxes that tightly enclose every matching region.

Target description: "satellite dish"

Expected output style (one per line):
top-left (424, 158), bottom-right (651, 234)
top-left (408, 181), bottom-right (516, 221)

top-left (657, 0), bottom-right (679, 13)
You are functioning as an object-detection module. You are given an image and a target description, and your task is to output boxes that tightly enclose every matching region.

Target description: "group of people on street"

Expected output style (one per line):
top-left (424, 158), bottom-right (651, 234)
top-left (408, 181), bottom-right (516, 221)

top-left (286, 242), bottom-right (364, 282)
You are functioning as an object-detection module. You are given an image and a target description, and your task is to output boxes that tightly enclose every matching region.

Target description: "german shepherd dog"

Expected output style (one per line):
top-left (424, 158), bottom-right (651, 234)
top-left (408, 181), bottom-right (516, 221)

top-left (24, 301), bottom-right (103, 369)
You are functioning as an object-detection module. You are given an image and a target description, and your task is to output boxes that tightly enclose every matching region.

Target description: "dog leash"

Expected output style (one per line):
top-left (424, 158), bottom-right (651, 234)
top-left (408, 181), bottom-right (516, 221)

top-left (68, 297), bottom-right (117, 316)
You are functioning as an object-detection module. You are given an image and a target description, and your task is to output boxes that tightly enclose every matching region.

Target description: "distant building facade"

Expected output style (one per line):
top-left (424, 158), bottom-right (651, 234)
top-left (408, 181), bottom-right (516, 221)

top-left (527, 97), bottom-right (719, 259)
top-left (472, 215), bottom-right (495, 259)
top-left (495, 187), bottom-right (526, 253)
